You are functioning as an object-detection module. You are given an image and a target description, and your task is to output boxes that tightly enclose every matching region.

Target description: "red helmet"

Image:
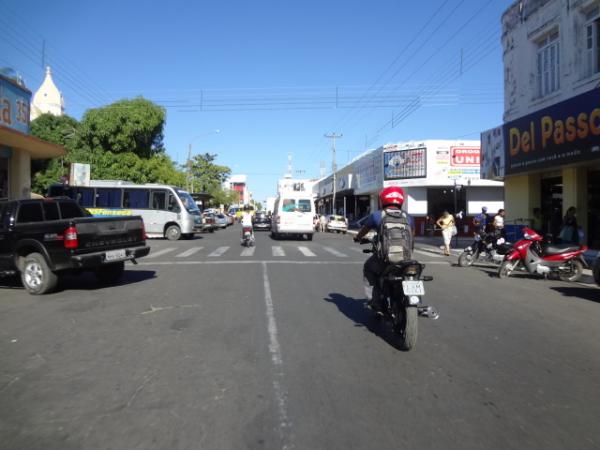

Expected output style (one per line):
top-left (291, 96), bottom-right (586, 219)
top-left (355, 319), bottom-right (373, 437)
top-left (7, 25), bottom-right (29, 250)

top-left (379, 186), bottom-right (405, 208)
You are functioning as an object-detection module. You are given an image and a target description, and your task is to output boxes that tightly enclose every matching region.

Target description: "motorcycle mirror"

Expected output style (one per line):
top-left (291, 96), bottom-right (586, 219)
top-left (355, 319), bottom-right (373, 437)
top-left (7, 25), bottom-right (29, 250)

top-left (421, 275), bottom-right (433, 282)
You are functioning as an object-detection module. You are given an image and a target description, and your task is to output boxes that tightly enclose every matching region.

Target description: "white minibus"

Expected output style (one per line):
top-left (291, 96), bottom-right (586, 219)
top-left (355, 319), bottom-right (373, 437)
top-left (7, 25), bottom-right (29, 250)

top-left (271, 194), bottom-right (315, 240)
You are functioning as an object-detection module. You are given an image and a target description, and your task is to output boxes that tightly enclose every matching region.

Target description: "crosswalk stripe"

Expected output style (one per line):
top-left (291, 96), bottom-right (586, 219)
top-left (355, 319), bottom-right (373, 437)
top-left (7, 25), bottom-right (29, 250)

top-left (241, 246), bottom-right (256, 257)
top-left (146, 247), bottom-right (176, 259)
top-left (349, 247), bottom-right (364, 252)
top-left (175, 247), bottom-right (203, 258)
top-left (208, 246), bottom-right (230, 257)
top-left (322, 246), bottom-right (348, 258)
top-left (272, 246), bottom-right (285, 257)
top-left (297, 246), bottom-right (316, 257)
top-left (414, 249), bottom-right (443, 258)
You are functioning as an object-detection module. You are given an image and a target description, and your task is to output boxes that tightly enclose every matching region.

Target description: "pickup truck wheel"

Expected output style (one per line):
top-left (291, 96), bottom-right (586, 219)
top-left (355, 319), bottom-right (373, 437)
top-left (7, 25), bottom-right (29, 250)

top-left (95, 261), bottom-right (125, 284)
top-left (21, 252), bottom-right (58, 295)
top-left (165, 225), bottom-right (182, 241)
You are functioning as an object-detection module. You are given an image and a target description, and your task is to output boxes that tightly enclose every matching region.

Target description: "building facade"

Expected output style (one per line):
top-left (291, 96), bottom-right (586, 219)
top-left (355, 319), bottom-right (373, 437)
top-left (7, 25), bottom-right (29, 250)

top-left (30, 66), bottom-right (65, 121)
top-left (315, 140), bottom-right (505, 235)
top-left (483, 0), bottom-right (600, 247)
top-left (223, 174), bottom-right (249, 206)
top-left (0, 73), bottom-right (65, 200)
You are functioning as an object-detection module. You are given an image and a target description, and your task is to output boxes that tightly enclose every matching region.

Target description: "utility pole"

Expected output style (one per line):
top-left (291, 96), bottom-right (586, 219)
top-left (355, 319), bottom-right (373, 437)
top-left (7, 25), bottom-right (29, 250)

top-left (324, 133), bottom-right (342, 215)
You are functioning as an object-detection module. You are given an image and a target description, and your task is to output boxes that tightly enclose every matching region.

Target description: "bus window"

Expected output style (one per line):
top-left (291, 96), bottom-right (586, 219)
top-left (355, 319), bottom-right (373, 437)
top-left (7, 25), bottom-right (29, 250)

top-left (124, 189), bottom-right (149, 209)
top-left (74, 188), bottom-right (95, 207)
top-left (168, 194), bottom-right (181, 213)
top-left (151, 190), bottom-right (167, 210)
top-left (96, 188), bottom-right (122, 208)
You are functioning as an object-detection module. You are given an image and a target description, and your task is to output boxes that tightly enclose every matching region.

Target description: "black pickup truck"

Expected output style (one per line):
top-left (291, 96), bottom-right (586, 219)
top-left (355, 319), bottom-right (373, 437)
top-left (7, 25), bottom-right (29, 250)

top-left (0, 198), bottom-right (150, 294)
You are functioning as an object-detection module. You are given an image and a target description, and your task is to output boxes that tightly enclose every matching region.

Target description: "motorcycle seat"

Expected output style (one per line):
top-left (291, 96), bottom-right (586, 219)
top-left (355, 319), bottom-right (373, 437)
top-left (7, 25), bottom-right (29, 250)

top-left (544, 244), bottom-right (580, 255)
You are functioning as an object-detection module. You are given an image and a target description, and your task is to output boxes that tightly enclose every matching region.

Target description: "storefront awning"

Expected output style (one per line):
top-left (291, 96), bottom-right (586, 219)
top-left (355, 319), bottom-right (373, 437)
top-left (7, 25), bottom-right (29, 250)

top-left (0, 124), bottom-right (66, 159)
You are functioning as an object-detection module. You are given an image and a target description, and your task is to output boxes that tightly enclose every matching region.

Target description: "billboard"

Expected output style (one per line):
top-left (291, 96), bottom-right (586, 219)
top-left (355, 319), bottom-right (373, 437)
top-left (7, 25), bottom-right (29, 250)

top-left (504, 87), bottom-right (600, 175)
top-left (481, 126), bottom-right (505, 180)
top-left (383, 147), bottom-right (426, 180)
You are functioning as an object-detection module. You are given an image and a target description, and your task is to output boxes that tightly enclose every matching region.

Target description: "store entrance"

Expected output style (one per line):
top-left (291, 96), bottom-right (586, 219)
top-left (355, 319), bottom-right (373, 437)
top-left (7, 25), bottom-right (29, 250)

top-left (0, 157), bottom-right (8, 200)
top-left (427, 187), bottom-right (466, 219)
top-left (540, 176), bottom-right (563, 238)
top-left (588, 171), bottom-right (600, 249)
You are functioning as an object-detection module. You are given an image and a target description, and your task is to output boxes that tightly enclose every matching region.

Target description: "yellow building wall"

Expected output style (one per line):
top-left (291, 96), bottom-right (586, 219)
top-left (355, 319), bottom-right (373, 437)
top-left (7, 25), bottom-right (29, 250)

top-left (562, 167), bottom-right (588, 244)
top-left (9, 150), bottom-right (31, 200)
top-left (504, 174), bottom-right (539, 223)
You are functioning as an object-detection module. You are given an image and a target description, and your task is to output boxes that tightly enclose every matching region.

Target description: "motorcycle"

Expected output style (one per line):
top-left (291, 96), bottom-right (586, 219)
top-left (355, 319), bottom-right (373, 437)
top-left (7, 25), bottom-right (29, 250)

top-left (458, 231), bottom-right (512, 267)
top-left (360, 238), bottom-right (437, 351)
top-left (241, 226), bottom-right (255, 247)
top-left (498, 227), bottom-right (588, 282)
top-left (593, 255), bottom-right (600, 286)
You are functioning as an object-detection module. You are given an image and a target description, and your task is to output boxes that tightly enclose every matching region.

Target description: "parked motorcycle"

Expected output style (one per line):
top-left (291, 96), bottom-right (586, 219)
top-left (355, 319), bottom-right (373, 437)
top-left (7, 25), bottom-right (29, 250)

top-left (458, 231), bottom-right (512, 267)
top-left (498, 227), bottom-right (587, 282)
top-left (241, 226), bottom-right (255, 247)
top-left (593, 255), bottom-right (600, 286)
top-left (360, 238), bottom-right (437, 351)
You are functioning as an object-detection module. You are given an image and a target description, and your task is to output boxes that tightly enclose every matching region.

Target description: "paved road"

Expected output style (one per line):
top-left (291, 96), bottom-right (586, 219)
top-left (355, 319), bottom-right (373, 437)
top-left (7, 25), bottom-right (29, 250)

top-left (1, 225), bottom-right (599, 449)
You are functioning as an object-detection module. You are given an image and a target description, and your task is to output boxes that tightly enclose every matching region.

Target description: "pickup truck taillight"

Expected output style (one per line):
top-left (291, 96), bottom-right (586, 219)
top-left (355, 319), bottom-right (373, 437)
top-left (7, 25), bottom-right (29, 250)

top-left (63, 226), bottom-right (79, 249)
top-left (141, 221), bottom-right (147, 240)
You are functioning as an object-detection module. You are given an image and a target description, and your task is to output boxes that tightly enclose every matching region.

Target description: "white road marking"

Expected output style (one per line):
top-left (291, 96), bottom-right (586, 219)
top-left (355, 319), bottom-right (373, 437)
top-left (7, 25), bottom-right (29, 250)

top-left (322, 246), bottom-right (347, 257)
top-left (272, 246), bottom-right (285, 257)
top-left (348, 247), bottom-right (364, 252)
top-left (414, 249), bottom-right (443, 258)
top-left (140, 260), bottom-right (364, 265)
top-left (241, 246), bottom-right (256, 257)
top-left (297, 246), bottom-right (316, 257)
top-left (145, 247), bottom-right (176, 259)
top-left (175, 247), bottom-right (203, 258)
top-left (261, 262), bottom-right (291, 446)
top-left (208, 246), bottom-right (230, 257)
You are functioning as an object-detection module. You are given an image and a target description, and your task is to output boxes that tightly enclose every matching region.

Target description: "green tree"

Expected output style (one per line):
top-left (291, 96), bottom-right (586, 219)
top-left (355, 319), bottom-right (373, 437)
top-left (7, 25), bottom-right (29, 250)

top-left (30, 113), bottom-right (80, 148)
top-left (79, 97), bottom-right (165, 158)
top-left (189, 153), bottom-right (231, 193)
top-left (208, 187), bottom-right (240, 209)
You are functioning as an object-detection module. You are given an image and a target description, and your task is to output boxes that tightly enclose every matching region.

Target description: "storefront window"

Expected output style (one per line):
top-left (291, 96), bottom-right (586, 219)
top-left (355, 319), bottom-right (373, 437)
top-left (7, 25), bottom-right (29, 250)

top-left (541, 177), bottom-right (563, 238)
top-left (0, 157), bottom-right (8, 200)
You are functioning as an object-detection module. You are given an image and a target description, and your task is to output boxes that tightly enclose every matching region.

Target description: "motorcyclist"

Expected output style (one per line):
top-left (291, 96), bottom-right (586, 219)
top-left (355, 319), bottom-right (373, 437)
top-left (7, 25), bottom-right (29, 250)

top-left (241, 207), bottom-right (254, 243)
top-left (473, 206), bottom-right (490, 233)
top-left (353, 186), bottom-right (412, 310)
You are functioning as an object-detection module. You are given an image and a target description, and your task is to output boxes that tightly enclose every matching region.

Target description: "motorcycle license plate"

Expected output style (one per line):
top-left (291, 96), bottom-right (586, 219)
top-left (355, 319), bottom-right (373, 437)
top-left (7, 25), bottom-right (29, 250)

top-left (402, 280), bottom-right (425, 296)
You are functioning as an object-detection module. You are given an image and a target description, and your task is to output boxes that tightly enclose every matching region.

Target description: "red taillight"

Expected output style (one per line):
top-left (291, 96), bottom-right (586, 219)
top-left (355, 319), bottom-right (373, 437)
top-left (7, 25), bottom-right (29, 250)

top-left (63, 226), bottom-right (78, 249)
top-left (141, 221), bottom-right (147, 240)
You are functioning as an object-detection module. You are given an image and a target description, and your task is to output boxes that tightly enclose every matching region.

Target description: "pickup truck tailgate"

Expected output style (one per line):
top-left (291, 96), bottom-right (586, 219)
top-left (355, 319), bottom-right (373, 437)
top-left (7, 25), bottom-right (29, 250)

top-left (74, 217), bottom-right (145, 253)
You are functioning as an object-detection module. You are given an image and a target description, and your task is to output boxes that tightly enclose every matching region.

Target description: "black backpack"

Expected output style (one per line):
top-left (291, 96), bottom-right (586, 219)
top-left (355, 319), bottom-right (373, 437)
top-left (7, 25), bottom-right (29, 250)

top-left (377, 208), bottom-right (413, 263)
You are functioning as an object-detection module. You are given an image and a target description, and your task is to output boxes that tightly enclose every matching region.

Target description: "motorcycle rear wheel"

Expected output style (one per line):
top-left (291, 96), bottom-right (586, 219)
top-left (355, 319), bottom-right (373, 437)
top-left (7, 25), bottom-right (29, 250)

top-left (392, 303), bottom-right (418, 351)
top-left (458, 252), bottom-right (475, 267)
top-left (558, 259), bottom-right (583, 282)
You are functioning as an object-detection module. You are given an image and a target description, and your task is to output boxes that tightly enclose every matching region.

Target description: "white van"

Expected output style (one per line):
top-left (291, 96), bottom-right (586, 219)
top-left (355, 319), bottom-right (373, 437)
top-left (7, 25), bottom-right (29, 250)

top-left (271, 195), bottom-right (315, 240)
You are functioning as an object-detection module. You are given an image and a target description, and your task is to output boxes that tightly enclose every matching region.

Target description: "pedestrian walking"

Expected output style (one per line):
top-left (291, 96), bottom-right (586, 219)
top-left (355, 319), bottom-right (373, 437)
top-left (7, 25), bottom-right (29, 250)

top-left (436, 211), bottom-right (456, 256)
top-left (559, 206), bottom-right (579, 244)
top-left (493, 209), bottom-right (506, 238)
top-left (320, 214), bottom-right (327, 232)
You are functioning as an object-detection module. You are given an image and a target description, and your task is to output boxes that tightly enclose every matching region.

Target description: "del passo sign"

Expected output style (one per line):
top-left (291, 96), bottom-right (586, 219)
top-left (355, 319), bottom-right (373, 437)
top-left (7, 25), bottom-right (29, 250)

top-left (504, 87), bottom-right (600, 174)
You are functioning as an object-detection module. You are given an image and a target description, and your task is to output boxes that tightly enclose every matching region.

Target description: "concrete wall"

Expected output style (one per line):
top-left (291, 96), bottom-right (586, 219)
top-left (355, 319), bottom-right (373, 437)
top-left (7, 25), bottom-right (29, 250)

top-left (503, 0), bottom-right (600, 122)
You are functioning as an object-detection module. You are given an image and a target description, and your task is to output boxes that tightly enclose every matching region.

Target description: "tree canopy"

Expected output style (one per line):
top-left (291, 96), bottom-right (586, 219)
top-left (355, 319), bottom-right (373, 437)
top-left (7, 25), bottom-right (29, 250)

top-left (189, 153), bottom-right (231, 193)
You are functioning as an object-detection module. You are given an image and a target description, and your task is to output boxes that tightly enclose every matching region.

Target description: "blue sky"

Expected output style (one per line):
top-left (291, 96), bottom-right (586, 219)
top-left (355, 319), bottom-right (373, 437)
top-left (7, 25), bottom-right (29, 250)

top-left (1, 0), bottom-right (513, 203)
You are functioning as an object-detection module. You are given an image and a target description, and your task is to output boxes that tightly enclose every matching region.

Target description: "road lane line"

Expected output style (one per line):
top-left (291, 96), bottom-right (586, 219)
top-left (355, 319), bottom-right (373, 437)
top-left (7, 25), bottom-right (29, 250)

top-left (208, 246), bottom-right (230, 257)
top-left (139, 260), bottom-right (364, 265)
top-left (261, 262), bottom-right (291, 446)
top-left (175, 247), bottom-right (203, 258)
top-left (241, 246), bottom-right (256, 257)
top-left (297, 246), bottom-right (316, 257)
top-left (322, 246), bottom-right (347, 258)
top-left (145, 247), bottom-right (176, 259)
top-left (272, 246), bottom-right (285, 257)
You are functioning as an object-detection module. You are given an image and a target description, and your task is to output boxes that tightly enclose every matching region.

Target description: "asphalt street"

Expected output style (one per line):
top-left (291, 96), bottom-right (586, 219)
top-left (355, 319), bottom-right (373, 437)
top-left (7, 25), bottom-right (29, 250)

top-left (1, 225), bottom-right (599, 450)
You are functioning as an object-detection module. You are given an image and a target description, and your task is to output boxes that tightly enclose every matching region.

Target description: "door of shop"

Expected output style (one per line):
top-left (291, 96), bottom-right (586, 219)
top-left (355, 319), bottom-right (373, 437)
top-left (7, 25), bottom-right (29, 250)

top-left (427, 187), bottom-right (465, 219)
top-left (540, 176), bottom-right (562, 238)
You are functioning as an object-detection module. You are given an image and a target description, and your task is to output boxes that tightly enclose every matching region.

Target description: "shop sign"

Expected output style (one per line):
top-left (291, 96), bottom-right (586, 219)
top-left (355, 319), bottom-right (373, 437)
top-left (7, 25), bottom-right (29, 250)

top-left (481, 126), bottom-right (505, 180)
top-left (447, 146), bottom-right (481, 180)
top-left (0, 75), bottom-right (30, 134)
top-left (504, 87), bottom-right (600, 175)
top-left (383, 147), bottom-right (426, 180)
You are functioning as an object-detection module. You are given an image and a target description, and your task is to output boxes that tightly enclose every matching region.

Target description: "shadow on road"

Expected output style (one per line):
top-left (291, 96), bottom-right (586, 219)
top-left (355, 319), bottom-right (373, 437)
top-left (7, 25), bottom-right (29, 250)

top-left (550, 286), bottom-right (600, 303)
top-left (323, 292), bottom-right (408, 351)
top-left (0, 270), bottom-right (156, 293)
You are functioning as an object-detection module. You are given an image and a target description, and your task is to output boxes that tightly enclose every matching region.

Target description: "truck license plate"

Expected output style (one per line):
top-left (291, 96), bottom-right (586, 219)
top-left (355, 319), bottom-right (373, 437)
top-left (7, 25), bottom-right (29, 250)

top-left (105, 249), bottom-right (127, 261)
top-left (402, 280), bottom-right (425, 296)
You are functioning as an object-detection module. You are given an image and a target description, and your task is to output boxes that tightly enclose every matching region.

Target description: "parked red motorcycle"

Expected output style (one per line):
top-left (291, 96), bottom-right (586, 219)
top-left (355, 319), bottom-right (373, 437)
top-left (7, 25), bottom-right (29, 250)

top-left (498, 227), bottom-right (587, 282)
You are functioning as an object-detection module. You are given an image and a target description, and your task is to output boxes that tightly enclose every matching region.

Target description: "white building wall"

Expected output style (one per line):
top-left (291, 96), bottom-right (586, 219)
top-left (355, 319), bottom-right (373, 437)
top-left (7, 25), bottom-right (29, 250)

top-left (466, 187), bottom-right (505, 215)
top-left (503, 0), bottom-right (600, 122)
top-left (404, 187), bottom-right (428, 215)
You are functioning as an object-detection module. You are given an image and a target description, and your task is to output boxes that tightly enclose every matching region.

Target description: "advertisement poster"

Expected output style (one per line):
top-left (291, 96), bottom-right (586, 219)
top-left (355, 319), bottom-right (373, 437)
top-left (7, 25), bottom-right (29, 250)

top-left (69, 163), bottom-right (91, 186)
top-left (481, 126), bottom-right (505, 180)
top-left (0, 75), bottom-right (31, 134)
top-left (383, 147), bottom-right (426, 180)
top-left (447, 146), bottom-right (481, 180)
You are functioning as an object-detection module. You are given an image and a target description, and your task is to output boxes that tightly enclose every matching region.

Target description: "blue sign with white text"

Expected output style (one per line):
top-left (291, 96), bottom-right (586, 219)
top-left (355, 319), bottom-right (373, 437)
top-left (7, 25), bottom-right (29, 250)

top-left (0, 75), bottom-right (31, 134)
